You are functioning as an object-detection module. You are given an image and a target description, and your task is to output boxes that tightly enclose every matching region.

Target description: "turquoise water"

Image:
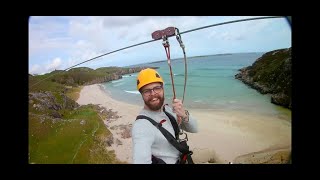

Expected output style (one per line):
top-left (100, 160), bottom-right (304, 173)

top-left (102, 53), bottom-right (291, 118)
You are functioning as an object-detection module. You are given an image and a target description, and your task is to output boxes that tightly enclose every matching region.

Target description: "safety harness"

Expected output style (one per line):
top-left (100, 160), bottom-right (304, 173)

top-left (140, 27), bottom-right (193, 164)
top-left (136, 105), bottom-right (194, 164)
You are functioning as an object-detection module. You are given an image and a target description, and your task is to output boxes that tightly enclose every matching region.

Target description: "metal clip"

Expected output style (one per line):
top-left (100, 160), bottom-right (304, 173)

top-left (179, 132), bottom-right (188, 142)
top-left (175, 28), bottom-right (185, 49)
top-left (162, 35), bottom-right (169, 47)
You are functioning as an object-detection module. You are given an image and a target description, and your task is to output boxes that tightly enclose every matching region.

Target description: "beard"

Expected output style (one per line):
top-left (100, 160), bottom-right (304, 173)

top-left (144, 93), bottom-right (165, 111)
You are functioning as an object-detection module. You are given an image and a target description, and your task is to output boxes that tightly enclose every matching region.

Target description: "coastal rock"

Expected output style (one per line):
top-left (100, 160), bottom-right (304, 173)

top-left (120, 125), bottom-right (132, 139)
top-left (29, 91), bottom-right (80, 112)
top-left (106, 135), bottom-right (114, 146)
top-left (235, 47), bottom-right (291, 109)
top-left (115, 138), bottom-right (122, 146)
top-left (29, 92), bottom-right (62, 111)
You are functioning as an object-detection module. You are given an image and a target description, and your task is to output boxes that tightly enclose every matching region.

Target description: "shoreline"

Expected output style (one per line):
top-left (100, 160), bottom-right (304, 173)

top-left (77, 84), bottom-right (140, 163)
top-left (77, 84), bottom-right (292, 164)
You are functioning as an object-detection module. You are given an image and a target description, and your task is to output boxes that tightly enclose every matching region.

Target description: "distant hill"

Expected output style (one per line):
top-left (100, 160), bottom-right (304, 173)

top-left (67, 67), bottom-right (94, 72)
top-left (235, 48), bottom-right (291, 109)
top-left (29, 66), bottom-right (153, 91)
top-left (129, 53), bottom-right (263, 66)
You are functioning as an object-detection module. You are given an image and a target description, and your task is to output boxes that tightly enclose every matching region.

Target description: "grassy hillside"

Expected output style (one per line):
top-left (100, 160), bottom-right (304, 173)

top-left (29, 105), bottom-right (121, 164)
top-left (235, 48), bottom-right (291, 109)
top-left (28, 66), bottom-right (147, 164)
top-left (30, 66), bottom-right (150, 88)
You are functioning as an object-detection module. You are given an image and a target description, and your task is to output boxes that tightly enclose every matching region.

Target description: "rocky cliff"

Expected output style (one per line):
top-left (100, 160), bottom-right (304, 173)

top-left (235, 48), bottom-right (291, 109)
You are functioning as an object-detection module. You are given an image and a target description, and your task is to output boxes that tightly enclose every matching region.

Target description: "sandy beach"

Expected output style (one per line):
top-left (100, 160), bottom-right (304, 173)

top-left (77, 84), bottom-right (291, 164)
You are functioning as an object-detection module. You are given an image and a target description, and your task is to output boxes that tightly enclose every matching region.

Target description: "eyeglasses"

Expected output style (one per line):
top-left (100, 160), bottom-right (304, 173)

top-left (141, 86), bottom-right (163, 96)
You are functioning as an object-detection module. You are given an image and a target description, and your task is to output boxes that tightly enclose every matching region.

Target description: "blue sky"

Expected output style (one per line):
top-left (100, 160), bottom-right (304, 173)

top-left (29, 16), bottom-right (291, 75)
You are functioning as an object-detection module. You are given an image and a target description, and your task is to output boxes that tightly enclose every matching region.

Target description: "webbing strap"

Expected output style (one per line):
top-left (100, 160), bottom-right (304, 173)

top-left (163, 105), bottom-right (179, 139)
top-left (135, 115), bottom-right (189, 154)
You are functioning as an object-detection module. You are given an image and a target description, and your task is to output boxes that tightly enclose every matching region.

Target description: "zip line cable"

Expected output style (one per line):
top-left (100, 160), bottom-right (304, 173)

top-left (30, 39), bottom-right (156, 88)
top-left (30, 16), bottom-right (285, 88)
top-left (179, 16), bottom-right (283, 35)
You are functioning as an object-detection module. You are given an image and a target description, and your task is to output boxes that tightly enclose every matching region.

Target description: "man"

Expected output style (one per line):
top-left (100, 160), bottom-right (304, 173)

top-left (132, 68), bottom-right (198, 164)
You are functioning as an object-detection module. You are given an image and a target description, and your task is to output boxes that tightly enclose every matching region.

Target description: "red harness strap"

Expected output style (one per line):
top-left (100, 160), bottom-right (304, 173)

top-left (159, 119), bottom-right (166, 125)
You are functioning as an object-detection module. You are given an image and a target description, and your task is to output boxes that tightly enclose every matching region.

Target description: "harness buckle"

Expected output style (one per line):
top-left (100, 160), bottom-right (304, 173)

top-left (162, 35), bottom-right (169, 47)
top-left (179, 132), bottom-right (188, 142)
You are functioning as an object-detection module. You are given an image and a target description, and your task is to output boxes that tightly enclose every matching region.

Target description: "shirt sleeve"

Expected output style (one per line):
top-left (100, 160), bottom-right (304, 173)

top-left (132, 119), bottom-right (155, 164)
top-left (165, 105), bottom-right (198, 133)
top-left (180, 114), bottom-right (198, 133)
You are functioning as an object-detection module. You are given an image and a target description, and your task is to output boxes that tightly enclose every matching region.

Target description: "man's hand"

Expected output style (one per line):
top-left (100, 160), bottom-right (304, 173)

top-left (172, 99), bottom-right (188, 122)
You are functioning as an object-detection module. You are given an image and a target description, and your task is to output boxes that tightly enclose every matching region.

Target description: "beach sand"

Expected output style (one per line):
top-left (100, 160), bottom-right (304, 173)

top-left (77, 84), bottom-right (292, 164)
top-left (77, 84), bottom-right (139, 163)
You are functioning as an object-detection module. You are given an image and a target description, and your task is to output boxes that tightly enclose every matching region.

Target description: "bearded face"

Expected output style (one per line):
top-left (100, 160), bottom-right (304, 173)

top-left (141, 83), bottom-right (165, 111)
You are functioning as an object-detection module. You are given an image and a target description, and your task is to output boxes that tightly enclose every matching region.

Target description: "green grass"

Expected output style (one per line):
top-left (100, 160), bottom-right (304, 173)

top-left (29, 105), bottom-right (119, 164)
top-left (30, 66), bottom-right (132, 88)
top-left (29, 75), bottom-right (65, 93)
top-left (249, 48), bottom-right (291, 95)
top-left (28, 66), bottom-right (144, 164)
top-left (66, 86), bottom-right (83, 101)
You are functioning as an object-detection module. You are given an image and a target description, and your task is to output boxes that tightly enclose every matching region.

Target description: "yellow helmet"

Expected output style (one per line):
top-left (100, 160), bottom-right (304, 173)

top-left (137, 68), bottom-right (164, 90)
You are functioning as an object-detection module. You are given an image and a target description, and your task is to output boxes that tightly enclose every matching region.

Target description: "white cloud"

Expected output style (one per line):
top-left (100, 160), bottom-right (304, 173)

top-left (29, 16), bottom-right (291, 74)
top-left (29, 17), bottom-right (73, 56)
top-left (46, 57), bottom-right (62, 72)
top-left (29, 57), bottom-right (62, 75)
top-left (102, 16), bottom-right (147, 28)
top-left (30, 64), bottom-right (41, 75)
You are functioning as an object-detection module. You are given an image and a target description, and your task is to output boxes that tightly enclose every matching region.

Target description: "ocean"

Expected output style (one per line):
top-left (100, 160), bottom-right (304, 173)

top-left (102, 53), bottom-right (291, 120)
